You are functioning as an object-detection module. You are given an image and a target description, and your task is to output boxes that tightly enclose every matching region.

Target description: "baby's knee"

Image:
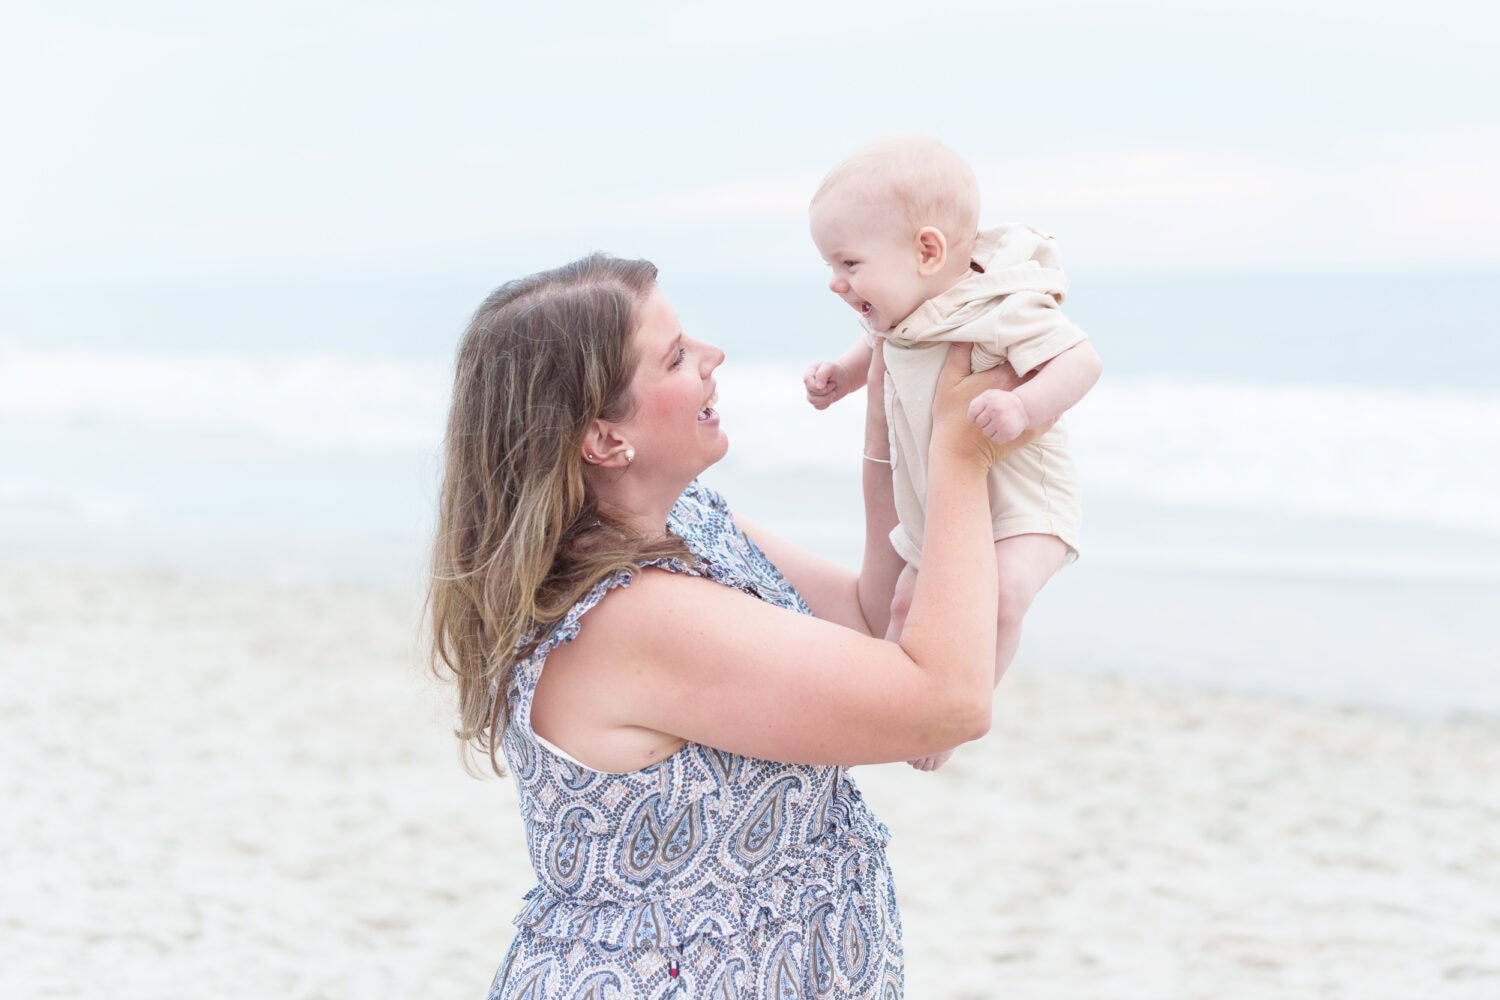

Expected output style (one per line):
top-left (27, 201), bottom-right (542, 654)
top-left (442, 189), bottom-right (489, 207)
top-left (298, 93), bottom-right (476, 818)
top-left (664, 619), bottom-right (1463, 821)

top-left (994, 579), bottom-right (1033, 631)
top-left (887, 586), bottom-right (913, 630)
top-left (886, 568), bottom-right (917, 639)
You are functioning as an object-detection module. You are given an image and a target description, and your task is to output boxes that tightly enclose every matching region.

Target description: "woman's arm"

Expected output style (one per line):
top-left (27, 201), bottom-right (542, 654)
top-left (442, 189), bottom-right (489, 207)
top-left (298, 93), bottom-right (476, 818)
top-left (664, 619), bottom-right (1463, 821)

top-left (534, 344), bottom-right (1010, 769)
top-left (738, 347), bottom-right (1034, 635)
top-left (732, 517), bottom-right (874, 633)
top-left (853, 342), bottom-right (904, 637)
top-left (736, 342), bottom-right (900, 635)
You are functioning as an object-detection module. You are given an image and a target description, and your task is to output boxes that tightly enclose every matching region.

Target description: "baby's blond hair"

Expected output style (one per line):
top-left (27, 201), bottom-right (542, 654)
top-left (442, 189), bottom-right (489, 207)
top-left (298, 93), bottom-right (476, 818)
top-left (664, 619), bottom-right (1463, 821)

top-left (811, 135), bottom-right (980, 253)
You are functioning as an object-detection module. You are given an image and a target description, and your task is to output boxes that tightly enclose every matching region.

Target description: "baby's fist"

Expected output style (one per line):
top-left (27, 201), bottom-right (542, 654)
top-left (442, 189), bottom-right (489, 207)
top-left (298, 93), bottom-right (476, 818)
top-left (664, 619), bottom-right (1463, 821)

top-left (968, 388), bottom-right (1029, 445)
top-left (804, 361), bottom-right (849, 410)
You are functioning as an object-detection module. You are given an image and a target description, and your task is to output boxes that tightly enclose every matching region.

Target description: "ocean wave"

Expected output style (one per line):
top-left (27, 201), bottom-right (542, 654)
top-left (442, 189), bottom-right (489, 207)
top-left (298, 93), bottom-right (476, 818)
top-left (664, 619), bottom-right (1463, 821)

top-left (1089, 380), bottom-right (1499, 537)
top-left (0, 345), bottom-right (450, 452)
top-left (5, 348), bottom-right (1498, 537)
top-left (713, 364), bottom-right (1500, 540)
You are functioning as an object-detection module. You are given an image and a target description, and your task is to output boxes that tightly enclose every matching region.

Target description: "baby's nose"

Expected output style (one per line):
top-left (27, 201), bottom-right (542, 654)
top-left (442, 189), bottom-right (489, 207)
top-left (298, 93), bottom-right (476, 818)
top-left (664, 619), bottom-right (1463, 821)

top-left (828, 275), bottom-right (848, 294)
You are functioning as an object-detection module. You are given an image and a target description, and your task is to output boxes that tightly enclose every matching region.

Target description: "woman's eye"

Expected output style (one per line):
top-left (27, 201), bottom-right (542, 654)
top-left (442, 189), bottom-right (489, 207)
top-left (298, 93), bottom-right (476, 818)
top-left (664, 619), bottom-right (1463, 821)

top-left (670, 346), bottom-right (687, 368)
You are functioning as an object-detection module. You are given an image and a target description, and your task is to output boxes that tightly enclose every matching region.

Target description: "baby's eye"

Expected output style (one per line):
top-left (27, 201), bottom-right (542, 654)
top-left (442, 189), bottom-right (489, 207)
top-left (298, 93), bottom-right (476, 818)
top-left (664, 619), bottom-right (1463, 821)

top-left (843, 260), bottom-right (859, 270)
top-left (670, 346), bottom-right (687, 369)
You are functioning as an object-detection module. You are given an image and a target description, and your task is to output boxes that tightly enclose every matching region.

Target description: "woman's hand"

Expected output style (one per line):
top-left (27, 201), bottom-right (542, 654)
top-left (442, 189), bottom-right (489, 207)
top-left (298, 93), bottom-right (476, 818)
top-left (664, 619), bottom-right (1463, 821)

top-left (931, 344), bottom-right (1055, 469)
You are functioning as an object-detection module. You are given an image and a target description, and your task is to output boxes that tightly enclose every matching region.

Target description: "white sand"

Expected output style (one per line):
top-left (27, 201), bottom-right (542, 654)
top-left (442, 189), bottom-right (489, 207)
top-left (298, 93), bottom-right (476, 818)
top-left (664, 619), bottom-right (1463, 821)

top-left (2, 563), bottom-right (1497, 999)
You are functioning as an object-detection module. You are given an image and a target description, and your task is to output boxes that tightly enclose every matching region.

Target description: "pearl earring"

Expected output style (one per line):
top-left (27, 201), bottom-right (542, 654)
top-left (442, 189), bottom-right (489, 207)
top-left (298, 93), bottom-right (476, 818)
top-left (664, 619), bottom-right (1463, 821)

top-left (624, 449), bottom-right (635, 463)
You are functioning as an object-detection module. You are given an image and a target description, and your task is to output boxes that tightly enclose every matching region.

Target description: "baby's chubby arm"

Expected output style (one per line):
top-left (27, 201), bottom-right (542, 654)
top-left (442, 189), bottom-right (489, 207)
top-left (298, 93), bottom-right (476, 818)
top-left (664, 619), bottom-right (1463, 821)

top-left (804, 338), bottom-right (875, 410)
top-left (968, 341), bottom-right (1103, 445)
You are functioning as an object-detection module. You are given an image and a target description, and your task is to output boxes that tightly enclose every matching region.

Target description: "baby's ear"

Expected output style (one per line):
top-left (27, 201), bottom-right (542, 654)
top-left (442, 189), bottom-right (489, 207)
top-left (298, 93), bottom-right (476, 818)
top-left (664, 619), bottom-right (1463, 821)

top-left (915, 226), bottom-right (948, 274)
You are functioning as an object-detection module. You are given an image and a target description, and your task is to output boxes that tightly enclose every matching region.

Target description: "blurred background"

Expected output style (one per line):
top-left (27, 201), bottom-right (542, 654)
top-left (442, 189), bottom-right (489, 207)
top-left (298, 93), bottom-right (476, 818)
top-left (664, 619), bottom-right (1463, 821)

top-left (4, 0), bottom-right (1497, 712)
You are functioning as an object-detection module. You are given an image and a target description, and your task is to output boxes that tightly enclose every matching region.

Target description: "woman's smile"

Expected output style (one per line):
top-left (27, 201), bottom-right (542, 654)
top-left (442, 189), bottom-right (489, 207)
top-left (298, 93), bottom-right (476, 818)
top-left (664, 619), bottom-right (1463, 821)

top-left (617, 285), bottom-right (729, 480)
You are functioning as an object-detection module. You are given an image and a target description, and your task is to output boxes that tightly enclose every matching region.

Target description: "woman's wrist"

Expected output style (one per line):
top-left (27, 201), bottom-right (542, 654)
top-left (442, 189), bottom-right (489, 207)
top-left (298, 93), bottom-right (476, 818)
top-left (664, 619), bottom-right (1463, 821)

top-left (929, 422), bottom-right (996, 479)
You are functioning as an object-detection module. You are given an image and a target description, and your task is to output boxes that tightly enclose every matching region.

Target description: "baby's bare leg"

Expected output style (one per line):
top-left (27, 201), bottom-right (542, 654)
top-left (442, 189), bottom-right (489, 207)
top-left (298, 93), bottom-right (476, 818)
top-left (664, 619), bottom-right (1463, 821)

top-left (909, 533), bottom-right (1068, 772)
top-left (884, 562), bottom-right (918, 642)
top-left (992, 533), bottom-right (1069, 683)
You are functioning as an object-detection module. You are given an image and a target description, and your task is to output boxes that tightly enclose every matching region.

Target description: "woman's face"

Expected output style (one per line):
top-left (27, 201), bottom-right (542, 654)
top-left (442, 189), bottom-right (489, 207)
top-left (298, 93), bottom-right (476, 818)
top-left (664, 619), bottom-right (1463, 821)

top-left (617, 285), bottom-right (727, 483)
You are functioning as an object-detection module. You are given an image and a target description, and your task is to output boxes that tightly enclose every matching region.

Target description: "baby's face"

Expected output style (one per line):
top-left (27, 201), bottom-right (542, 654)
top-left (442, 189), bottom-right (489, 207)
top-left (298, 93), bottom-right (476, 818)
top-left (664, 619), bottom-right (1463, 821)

top-left (810, 192), bottom-right (929, 334)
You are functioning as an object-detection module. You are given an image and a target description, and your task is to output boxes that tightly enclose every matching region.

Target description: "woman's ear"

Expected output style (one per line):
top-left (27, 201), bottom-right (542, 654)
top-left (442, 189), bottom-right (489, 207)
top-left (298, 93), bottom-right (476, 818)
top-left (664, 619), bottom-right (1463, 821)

top-left (915, 226), bottom-right (948, 275)
top-left (580, 419), bottom-right (608, 465)
top-left (581, 420), bottom-right (632, 467)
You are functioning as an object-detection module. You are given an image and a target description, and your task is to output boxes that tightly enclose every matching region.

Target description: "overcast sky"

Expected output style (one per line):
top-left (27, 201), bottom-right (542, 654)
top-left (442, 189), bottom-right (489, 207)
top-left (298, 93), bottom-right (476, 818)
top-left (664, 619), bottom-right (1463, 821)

top-left (5, 0), bottom-right (1497, 280)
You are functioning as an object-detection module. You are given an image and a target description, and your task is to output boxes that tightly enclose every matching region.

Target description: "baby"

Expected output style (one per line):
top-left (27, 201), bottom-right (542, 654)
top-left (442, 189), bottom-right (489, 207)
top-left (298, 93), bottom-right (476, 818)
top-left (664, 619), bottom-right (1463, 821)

top-left (805, 135), bottom-right (1102, 770)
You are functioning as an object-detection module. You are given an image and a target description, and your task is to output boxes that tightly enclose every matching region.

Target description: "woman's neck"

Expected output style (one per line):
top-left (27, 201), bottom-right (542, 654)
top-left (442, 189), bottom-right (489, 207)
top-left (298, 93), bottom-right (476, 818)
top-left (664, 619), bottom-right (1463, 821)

top-left (592, 473), bottom-right (689, 539)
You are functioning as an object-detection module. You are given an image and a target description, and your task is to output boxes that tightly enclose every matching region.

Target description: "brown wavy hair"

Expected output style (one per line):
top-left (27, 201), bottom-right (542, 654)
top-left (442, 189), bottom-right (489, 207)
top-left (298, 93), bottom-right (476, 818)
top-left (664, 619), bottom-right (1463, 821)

top-left (428, 254), bottom-right (691, 774)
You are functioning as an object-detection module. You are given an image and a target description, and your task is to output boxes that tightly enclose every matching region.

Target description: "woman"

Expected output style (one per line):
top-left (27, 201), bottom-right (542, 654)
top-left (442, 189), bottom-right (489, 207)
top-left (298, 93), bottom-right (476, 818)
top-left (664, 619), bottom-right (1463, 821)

top-left (430, 254), bottom-right (1028, 998)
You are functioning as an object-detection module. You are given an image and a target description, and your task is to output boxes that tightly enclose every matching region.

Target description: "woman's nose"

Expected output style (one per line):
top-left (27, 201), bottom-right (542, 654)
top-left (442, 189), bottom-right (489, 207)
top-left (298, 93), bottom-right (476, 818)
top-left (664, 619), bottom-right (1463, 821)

top-left (691, 337), bottom-right (725, 372)
top-left (703, 341), bottom-right (725, 371)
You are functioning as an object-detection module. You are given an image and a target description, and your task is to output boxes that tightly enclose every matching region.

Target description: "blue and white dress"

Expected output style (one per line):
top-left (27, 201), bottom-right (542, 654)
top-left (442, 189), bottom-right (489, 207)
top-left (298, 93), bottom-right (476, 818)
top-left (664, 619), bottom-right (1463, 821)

top-left (487, 481), bottom-right (904, 999)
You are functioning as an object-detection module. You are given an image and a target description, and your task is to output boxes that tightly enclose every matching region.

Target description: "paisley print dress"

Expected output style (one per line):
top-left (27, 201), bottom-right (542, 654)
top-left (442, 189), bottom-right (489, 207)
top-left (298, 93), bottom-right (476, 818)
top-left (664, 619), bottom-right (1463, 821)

top-left (486, 481), bottom-right (904, 999)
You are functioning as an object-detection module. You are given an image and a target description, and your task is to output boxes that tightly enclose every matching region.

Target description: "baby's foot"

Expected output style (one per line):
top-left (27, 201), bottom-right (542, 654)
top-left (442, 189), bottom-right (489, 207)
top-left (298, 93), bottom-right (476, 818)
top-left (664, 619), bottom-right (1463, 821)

top-left (907, 749), bottom-right (955, 771)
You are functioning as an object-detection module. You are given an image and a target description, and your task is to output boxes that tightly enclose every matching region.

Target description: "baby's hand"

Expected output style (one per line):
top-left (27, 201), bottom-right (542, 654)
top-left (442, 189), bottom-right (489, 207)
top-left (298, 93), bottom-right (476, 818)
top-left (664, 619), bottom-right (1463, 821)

top-left (967, 388), bottom-right (1029, 445)
top-left (804, 361), bottom-right (851, 410)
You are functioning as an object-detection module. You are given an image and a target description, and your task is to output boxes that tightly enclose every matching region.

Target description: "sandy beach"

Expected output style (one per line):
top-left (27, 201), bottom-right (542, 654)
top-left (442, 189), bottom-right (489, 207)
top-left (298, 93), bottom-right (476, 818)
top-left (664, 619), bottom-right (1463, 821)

top-left (3, 562), bottom-right (1497, 999)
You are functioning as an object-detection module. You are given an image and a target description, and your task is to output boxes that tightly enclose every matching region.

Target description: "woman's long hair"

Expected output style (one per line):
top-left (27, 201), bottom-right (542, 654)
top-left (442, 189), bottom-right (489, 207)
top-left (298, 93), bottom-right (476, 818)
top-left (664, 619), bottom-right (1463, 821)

top-left (428, 254), bottom-right (690, 774)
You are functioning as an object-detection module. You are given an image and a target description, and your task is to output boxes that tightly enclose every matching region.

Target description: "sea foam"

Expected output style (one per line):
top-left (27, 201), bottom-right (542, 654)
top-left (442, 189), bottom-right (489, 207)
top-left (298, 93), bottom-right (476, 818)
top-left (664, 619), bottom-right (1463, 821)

top-left (1, 346), bottom-right (450, 452)
top-left (6, 347), bottom-right (1498, 538)
top-left (710, 364), bottom-right (1500, 540)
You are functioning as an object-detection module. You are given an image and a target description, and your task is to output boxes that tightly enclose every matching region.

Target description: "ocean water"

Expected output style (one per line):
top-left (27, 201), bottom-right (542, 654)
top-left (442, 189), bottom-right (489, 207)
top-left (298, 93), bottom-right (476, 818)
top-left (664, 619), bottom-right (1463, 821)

top-left (3, 271), bottom-right (1497, 717)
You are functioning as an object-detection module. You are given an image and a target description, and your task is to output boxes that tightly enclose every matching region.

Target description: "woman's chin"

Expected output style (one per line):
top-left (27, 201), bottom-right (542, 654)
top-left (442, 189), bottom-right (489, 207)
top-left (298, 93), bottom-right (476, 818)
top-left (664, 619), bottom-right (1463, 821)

top-left (704, 431), bottom-right (730, 468)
